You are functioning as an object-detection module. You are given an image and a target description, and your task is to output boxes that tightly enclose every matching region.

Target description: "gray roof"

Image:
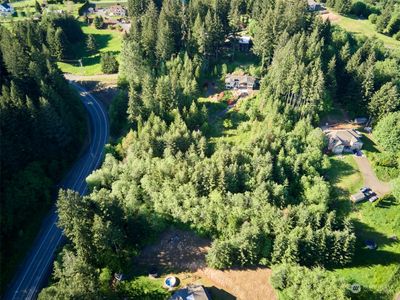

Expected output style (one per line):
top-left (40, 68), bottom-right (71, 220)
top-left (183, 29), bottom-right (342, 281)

top-left (225, 74), bottom-right (256, 86)
top-left (326, 129), bottom-right (362, 149)
top-left (351, 192), bottom-right (365, 202)
top-left (170, 285), bottom-right (211, 300)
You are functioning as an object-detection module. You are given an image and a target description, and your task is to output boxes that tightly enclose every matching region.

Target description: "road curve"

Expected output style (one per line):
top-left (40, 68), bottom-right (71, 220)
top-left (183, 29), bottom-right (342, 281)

top-left (4, 81), bottom-right (109, 300)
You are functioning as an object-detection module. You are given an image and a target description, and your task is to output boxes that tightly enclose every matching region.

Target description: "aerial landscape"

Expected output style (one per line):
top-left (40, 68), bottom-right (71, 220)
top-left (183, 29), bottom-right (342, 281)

top-left (0, 0), bottom-right (399, 299)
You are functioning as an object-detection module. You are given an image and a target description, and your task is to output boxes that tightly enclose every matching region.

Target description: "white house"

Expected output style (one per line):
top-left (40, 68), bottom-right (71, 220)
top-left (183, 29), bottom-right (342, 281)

top-left (325, 129), bottom-right (363, 154)
top-left (0, 2), bottom-right (14, 16)
top-left (225, 74), bottom-right (257, 91)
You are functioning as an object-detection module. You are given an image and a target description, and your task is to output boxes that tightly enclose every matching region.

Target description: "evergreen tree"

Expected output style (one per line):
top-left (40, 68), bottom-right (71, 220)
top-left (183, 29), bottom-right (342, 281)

top-left (86, 34), bottom-right (97, 54)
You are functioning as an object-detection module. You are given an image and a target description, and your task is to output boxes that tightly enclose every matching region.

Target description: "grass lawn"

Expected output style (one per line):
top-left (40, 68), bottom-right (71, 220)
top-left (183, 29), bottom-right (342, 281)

top-left (332, 14), bottom-right (400, 50)
top-left (57, 23), bottom-right (123, 76)
top-left (327, 155), bottom-right (400, 299)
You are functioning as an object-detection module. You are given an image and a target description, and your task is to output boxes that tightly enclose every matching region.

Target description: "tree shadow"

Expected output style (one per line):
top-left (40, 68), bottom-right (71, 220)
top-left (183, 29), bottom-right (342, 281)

top-left (376, 195), bottom-right (398, 209)
top-left (208, 286), bottom-right (236, 300)
top-left (348, 220), bottom-right (400, 268)
top-left (361, 134), bottom-right (380, 154)
top-left (326, 156), bottom-right (359, 186)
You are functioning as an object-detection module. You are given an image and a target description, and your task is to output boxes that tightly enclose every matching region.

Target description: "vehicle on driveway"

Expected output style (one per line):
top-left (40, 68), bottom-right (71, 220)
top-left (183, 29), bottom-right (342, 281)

top-left (369, 195), bottom-right (379, 203)
top-left (360, 187), bottom-right (370, 194)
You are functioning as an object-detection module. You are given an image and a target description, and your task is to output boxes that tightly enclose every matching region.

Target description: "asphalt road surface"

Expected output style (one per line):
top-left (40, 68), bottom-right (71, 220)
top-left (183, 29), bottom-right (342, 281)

top-left (4, 81), bottom-right (109, 300)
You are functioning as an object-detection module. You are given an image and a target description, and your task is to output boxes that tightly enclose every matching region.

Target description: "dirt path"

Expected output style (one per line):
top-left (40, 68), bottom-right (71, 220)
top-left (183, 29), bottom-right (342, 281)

top-left (64, 73), bottom-right (119, 85)
top-left (353, 156), bottom-right (391, 196)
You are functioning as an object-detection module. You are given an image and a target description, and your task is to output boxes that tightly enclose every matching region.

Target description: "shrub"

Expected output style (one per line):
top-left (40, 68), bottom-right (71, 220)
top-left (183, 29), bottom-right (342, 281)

top-left (369, 13), bottom-right (378, 24)
top-left (101, 52), bottom-right (119, 74)
top-left (93, 15), bottom-right (104, 29)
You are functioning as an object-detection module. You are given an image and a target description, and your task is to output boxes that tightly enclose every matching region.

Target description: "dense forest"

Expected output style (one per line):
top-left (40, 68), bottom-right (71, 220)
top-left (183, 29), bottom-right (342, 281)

top-left (32, 0), bottom-right (399, 299)
top-left (0, 16), bottom-right (86, 289)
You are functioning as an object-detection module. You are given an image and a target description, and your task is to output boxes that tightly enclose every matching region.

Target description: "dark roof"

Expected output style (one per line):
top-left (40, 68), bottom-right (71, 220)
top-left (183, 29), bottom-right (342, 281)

top-left (170, 285), bottom-right (211, 300)
top-left (1, 2), bottom-right (11, 9)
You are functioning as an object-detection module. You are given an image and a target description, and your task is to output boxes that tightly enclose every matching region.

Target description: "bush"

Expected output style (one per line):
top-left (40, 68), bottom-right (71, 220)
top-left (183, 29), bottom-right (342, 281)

top-left (351, 1), bottom-right (369, 17)
top-left (93, 15), bottom-right (104, 29)
top-left (101, 52), bottom-right (119, 74)
top-left (369, 13), bottom-right (378, 24)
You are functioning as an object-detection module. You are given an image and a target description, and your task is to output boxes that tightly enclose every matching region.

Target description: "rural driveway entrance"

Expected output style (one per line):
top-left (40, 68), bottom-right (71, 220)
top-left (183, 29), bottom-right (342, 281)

top-left (353, 156), bottom-right (391, 196)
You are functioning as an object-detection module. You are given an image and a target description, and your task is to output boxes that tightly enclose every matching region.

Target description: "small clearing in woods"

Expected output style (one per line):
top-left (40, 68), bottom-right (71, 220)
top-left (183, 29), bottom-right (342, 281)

top-left (136, 228), bottom-right (277, 300)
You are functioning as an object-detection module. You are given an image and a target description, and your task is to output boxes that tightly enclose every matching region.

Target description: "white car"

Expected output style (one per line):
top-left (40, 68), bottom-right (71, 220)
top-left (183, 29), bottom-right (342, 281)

top-left (369, 196), bottom-right (379, 203)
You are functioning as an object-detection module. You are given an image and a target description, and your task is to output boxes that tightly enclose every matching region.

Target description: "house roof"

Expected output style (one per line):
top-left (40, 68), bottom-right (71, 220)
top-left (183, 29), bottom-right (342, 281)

top-left (308, 0), bottom-right (318, 6)
top-left (1, 2), bottom-right (12, 9)
top-left (325, 129), bottom-right (362, 149)
top-left (225, 74), bottom-right (256, 86)
top-left (170, 285), bottom-right (211, 300)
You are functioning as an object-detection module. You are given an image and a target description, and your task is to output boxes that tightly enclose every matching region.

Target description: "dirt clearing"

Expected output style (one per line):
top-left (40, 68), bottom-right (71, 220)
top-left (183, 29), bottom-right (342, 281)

top-left (135, 228), bottom-right (277, 300)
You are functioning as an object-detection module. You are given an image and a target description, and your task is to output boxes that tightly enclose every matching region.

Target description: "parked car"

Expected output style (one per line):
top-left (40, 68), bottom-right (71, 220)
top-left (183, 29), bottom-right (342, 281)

top-left (367, 191), bottom-right (376, 197)
top-left (369, 196), bottom-right (379, 203)
top-left (365, 240), bottom-right (377, 250)
top-left (360, 187), bottom-right (370, 194)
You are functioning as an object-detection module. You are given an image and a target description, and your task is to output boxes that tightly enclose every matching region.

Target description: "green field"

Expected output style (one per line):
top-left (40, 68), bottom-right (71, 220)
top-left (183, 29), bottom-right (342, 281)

top-left (332, 15), bottom-right (400, 50)
top-left (328, 155), bottom-right (400, 299)
top-left (58, 24), bottom-right (123, 76)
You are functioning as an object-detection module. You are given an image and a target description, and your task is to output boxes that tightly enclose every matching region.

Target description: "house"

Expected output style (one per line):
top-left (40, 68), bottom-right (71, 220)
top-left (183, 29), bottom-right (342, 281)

top-left (238, 36), bottom-right (252, 52)
top-left (325, 129), bottom-right (363, 154)
top-left (105, 4), bottom-right (127, 17)
top-left (225, 74), bottom-right (257, 91)
top-left (0, 2), bottom-right (14, 16)
top-left (351, 192), bottom-right (366, 203)
top-left (170, 285), bottom-right (212, 300)
top-left (307, 0), bottom-right (321, 11)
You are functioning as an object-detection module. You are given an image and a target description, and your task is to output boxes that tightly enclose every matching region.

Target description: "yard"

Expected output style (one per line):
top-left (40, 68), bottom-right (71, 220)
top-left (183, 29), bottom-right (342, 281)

top-left (327, 155), bottom-right (400, 299)
top-left (58, 23), bottom-right (123, 76)
top-left (328, 12), bottom-right (400, 50)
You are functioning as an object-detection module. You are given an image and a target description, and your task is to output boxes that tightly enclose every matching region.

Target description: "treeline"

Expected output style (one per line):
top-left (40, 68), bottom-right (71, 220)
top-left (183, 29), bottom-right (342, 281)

top-left (0, 18), bottom-right (85, 289)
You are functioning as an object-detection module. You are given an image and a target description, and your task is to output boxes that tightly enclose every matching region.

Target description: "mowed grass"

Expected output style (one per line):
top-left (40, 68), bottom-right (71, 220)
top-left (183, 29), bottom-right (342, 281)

top-left (332, 15), bottom-right (400, 50)
top-left (327, 155), bottom-right (363, 195)
top-left (327, 155), bottom-right (400, 299)
top-left (57, 24), bottom-right (123, 76)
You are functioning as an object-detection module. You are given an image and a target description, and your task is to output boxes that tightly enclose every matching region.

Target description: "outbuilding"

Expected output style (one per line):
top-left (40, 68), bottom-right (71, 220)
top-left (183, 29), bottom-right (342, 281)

top-left (351, 192), bottom-right (366, 203)
top-left (170, 285), bottom-right (212, 300)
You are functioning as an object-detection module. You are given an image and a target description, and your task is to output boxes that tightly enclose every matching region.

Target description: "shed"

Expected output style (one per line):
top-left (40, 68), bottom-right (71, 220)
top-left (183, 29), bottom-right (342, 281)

top-left (170, 285), bottom-right (212, 300)
top-left (351, 192), bottom-right (366, 203)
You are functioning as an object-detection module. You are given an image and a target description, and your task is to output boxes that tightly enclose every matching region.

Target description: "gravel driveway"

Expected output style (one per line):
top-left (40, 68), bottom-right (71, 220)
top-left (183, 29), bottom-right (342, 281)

top-left (353, 156), bottom-right (391, 196)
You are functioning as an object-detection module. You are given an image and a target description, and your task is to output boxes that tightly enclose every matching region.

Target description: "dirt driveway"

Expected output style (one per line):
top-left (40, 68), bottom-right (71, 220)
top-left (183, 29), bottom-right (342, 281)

top-left (353, 156), bottom-right (391, 196)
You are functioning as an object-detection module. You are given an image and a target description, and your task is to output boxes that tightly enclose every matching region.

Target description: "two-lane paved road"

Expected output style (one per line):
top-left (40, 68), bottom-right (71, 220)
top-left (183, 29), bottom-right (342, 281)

top-left (4, 81), bottom-right (109, 300)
